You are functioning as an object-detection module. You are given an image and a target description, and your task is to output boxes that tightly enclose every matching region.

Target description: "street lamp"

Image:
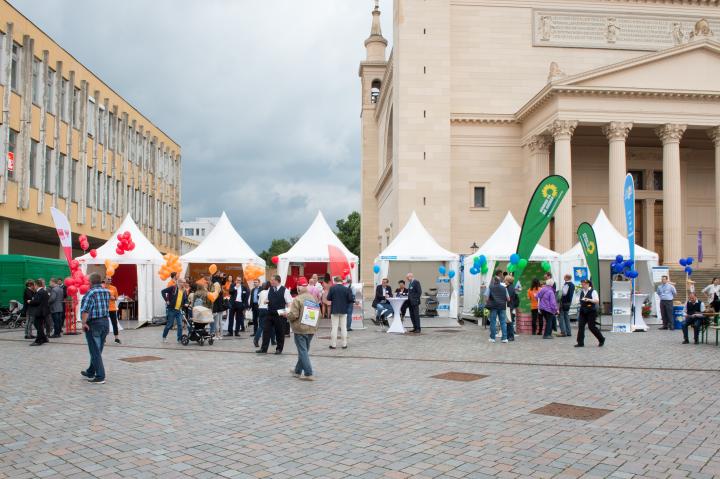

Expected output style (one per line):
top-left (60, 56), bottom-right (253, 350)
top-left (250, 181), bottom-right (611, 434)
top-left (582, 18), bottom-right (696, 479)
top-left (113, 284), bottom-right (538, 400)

top-left (469, 242), bottom-right (479, 255)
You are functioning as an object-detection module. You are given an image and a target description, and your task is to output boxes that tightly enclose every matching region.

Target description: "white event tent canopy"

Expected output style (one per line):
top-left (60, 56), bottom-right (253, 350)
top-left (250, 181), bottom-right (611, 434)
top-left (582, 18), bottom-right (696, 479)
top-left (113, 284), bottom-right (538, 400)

top-left (560, 209), bottom-right (659, 306)
top-left (462, 212), bottom-right (561, 315)
top-left (77, 214), bottom-right (165, 327)
top-left (374, 211), bottom-right (460, 320)
top-left (180, 212), bottom-right (265, 268)
top-left (278, 211), bottom-right (359, 285)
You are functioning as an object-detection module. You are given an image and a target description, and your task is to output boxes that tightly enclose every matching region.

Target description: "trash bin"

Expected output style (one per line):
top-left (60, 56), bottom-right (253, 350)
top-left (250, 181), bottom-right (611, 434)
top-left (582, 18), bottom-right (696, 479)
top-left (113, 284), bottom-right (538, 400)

top-left (673, 305), bottom-right (684, 330)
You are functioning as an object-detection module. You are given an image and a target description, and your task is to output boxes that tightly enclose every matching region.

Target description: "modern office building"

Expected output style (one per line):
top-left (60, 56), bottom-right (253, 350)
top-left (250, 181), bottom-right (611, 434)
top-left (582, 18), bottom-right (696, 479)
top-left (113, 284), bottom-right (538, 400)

top-left (0, 0), bottom-right (181, 258)
top-left (359, 0), bottom-right (720, 284)
top-left (179, 216), bottom-right (219, 254)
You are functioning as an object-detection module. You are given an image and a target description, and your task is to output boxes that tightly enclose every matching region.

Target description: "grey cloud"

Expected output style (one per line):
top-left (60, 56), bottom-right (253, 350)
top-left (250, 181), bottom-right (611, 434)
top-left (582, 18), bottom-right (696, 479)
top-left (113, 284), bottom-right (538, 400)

top-left (10, 0), bottom-right (392, 251)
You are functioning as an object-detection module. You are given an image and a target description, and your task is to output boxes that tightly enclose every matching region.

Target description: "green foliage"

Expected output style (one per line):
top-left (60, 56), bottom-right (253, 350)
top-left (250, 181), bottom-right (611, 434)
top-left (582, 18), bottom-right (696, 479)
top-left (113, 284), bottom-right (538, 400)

top-left (259, 236), bottom-right (298, 266)
top-left (336, 211), bottom-right (360, 258)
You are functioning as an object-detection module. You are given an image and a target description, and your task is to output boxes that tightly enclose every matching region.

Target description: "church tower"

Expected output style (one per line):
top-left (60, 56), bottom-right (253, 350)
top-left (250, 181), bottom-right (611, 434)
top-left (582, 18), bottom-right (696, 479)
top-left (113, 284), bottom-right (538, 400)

top-left (359, 0), bottom-right (388, 288)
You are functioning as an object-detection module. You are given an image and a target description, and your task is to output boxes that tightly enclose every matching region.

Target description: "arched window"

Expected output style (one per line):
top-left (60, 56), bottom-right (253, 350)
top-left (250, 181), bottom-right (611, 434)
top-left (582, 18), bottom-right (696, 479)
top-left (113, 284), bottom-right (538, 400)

top-left (370, 79), bottom-right (381, 103)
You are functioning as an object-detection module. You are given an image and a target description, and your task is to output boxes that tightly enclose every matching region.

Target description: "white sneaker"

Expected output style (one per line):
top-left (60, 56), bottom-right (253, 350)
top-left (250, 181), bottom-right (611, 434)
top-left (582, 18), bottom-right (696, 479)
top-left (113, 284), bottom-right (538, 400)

top-left (162, 337), bottom-right (168, 343)
top-left (501, 339), bottom-right (509, 343)
top-left (488, 338), bottom-right (496, 343)
top-left (216, 336), bottom-right (223, 340)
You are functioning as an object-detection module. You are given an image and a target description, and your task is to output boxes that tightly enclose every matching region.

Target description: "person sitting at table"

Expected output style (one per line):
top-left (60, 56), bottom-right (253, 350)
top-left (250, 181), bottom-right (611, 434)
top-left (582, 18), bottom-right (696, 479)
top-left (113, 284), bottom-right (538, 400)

top-left (682, 292), bottom-right (705, 345)
top-left (372, 278), bottom-right (393, 323)
top-left (394, 280), bottom-right (409, 320)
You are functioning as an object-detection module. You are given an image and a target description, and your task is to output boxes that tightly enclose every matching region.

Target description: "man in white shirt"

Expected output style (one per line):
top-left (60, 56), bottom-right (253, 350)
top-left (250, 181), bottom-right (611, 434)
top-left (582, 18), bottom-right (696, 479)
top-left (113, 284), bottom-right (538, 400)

top-left (574, 279), bottom-right (605, 348)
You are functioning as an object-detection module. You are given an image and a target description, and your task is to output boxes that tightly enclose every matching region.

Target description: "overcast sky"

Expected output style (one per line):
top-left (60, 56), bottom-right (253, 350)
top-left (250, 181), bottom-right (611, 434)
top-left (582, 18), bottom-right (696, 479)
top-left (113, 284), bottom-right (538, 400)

top-left (10, 0), bottom-right (392, 251)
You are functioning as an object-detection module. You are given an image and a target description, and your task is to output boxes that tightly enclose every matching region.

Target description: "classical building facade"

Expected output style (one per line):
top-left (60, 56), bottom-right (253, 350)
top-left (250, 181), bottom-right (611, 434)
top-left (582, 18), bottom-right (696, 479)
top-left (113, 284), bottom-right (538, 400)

top-left (359, 0), bottom-right (720, 284)
top-left (0, 0), bottom-right (181, 259)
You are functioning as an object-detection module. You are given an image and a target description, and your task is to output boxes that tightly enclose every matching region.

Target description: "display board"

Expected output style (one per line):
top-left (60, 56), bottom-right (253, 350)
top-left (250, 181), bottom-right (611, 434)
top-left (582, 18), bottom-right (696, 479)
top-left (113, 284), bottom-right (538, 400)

top-left (435, 277), bottom-right (451, 318)
top-left (612, 280), bottom-right (633, 333)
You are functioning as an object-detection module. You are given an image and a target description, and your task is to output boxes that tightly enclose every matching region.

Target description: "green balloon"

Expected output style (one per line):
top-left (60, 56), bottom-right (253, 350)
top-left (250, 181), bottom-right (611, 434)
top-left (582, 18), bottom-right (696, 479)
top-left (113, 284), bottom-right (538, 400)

top-left (518, 258), bottom-right (528, 269)
top-left (507, 263), bottom-right (516, 273)
top-left (481, 264), bottom-right (488, 274)
top-left (541, 261), bottom-right (552, 272)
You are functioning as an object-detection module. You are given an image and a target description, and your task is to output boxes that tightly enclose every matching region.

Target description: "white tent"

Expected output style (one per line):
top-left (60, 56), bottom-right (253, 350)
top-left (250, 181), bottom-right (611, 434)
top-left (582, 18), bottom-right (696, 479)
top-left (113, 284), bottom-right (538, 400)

top-left (180, 212), bottom-right (265, 267)
top-left (560, 209), bottom-right (659, 308)
top-left (462, 211), bottom-right (561, 315)
top-left (374, 211), bottom-right (460, 320)
top-left (77, 214), bottom-right (165, 327)
top-left (278, 211), bottom-right (359, 284)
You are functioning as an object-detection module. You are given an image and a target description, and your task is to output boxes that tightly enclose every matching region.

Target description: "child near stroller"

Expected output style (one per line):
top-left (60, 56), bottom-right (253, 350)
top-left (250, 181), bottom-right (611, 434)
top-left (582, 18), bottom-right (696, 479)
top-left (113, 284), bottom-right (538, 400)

top-left (181, 304), bottom-right (214, 346)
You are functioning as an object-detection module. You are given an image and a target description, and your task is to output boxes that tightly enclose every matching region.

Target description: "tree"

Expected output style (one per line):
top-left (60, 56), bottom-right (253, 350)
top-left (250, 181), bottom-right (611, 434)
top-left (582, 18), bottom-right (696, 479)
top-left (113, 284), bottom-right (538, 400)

top-left (259, 236), bottom-right (298, 266)
top-left (336, 211), bottom-right (360, 259)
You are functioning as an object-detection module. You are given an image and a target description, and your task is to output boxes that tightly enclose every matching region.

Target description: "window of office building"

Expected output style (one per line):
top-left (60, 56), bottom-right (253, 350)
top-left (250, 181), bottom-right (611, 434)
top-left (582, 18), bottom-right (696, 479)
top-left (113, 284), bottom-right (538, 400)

top-left (10, 43), bottom-right (20, 92)
top-left (86, 166), bottom-right (93, 205)
top-left (58, 154), bottom-right (67, 198)
top-left (98, 106), bottom-right (105, 144)
top-left (72, 87), bottom-right (81, 128)
top-left (44, 146), bottom-right (53, 194)
top-left (95, 171), bottom-right (101, 209)
top-left (60, 78), bottom-right (69, 121)
top-left (46, 69), bottom-right (56, 114)
top-left (108, 112), bottom-right (115, 149)
top-left (7, 129), bottom-right (17, 182)
top-left (29, 140), bottom-right (38, 189)
top-left (473, 186), bottom-right (486, 208)
top-left (71, 159), bottom-right (78, 202)
top-left (87, 97), bottom-right (95, 137)
top-left (31, 57), bottom-right (41, 105)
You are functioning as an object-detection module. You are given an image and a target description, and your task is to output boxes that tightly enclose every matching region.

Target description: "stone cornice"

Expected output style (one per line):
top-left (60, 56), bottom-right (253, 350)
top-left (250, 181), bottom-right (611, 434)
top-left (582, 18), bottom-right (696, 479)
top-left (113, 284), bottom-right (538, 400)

top-left (451, 0), bottom-right (720, 6)
top-left (450, 114), bottom-right (517, 124)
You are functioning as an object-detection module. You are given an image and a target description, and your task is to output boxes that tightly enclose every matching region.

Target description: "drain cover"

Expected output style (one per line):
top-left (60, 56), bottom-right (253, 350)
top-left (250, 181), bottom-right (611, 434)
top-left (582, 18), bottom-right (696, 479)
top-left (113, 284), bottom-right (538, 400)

top-left (434, 329), bottom-right (461, 333)
top-left (119, 356), bottom-right (164, 363)
top-left (531, 402), bottom-right (612, 421)
top-left (431, 372), bottom-right (487, 382)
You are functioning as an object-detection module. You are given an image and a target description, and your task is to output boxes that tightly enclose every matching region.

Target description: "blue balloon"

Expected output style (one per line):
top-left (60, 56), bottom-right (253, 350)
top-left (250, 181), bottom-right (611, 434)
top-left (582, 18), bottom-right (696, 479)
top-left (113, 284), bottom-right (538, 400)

top-left (438, 266), bottom-right (447, 275)
top-left (679, 258), bottom-right (687, 267)
top-left (626, 270), bottom-right (639, 279)
top-left (470, 267), bottom-right (479, 275)
top-left (479, 255), bottom-right (487, 266)
top-left (685, 266), bottom-right (693, 276)
top-left (448, 270), bottom-right (456, 279)
top-left (473, 256), bottom-right (481, 266)
top-left (509, 253), bottom-right (520, 265)
top-left (687, 257), bottom-right (694, 265)
top-left (615, 255), bottom-right (624, 264)
top-left (373, 265), bottom-right (380, 274)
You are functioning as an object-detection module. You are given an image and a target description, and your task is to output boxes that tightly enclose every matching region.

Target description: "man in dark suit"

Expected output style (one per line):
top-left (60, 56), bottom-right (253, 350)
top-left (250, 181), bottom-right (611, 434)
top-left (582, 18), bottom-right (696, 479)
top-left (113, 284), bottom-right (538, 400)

top-left (372, 278), bottom-right (393, 323)
top-left (29, 279), bottom-right (50, 346)
top-left (227, 277), bottom-right (249, 336)
top-left (249, 279), bottom-right (261, 334)
top-left (406, 273), bottom-right (422, 333)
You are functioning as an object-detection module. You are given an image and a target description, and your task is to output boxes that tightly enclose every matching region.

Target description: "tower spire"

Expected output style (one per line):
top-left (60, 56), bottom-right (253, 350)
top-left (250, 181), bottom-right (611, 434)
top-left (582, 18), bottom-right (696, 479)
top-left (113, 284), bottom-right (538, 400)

top-left (364, 0), bottom-right (387, 61)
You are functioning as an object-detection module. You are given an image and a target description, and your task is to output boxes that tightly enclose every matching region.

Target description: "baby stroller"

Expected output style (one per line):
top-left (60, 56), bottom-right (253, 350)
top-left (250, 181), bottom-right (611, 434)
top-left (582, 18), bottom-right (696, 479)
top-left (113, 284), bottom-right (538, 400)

top-left (180, 307), bottom-right (214, 346)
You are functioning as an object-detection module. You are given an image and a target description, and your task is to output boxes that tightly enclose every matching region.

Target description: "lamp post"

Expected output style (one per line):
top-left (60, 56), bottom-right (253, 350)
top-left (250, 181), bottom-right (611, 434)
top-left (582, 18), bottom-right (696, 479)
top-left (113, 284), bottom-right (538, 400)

top-left (469, 242), bottom-right (479, 255)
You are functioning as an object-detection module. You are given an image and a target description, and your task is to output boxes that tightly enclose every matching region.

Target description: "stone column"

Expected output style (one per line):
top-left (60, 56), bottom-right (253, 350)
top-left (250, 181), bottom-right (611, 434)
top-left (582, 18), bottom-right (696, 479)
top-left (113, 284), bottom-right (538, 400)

top-left (527, 135), bottom-right (551, 246)
top-left (602, 122), bottom-right (633, 234)
top-left (0, 219), bottom-right (8, 254)
top-left (656, 124), bottom-right (686, 265)
top-left (709, 126), bottom-right (720, 266)
top-left (551, 120), bottom-right (577, 252)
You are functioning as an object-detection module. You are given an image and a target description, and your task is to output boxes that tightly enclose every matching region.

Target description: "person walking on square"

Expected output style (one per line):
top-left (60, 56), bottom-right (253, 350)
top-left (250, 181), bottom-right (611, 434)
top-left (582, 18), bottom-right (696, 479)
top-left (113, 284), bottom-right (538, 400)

top-left (504, 275), bottom-right (519, 341)
top-left (682, 292), bottom-right (705, 344)
top-left (227, 277), bottom-right (249, 336)
top-left (28, 279), bottom-right (50, 346)
top-left (161, 279), bottom-right (185, 343)
top-left (249, 279), bottom-right (261, 334)
top-left (558, 274), bottom-right (575, 337)
top-left (527, 278), bottom-right (541, 335)
top-left (326, 276), bottom-right (352, 349)
top-left (256, 275), bottom-right (292, 354)
top-left (485, 272), bottom-right (509, 343)
top-left (537, 279), bottom-right (558, 339)
top-left (657, 275), bottom-right (677, 330)
top-left (345, 278), bottom-right (355, 332)
top-left (210, 275), bottom-right (228, 340)
top-left (103, 278), bottom-right (121, 344)
top-left (407, 273), bottom-right (422, 333)
top-left (253, 281), bottom-right (276, 348)
top-left (23, 280), bottom-right (36, 339)
top-left (287, 277), bottom-right (319, 380)
top-left (575, 279), bottom-right (605, 347)
top-left (80, 273), bottom-right (111, 383)
top-left (49, 278), bottom-right (65, 338)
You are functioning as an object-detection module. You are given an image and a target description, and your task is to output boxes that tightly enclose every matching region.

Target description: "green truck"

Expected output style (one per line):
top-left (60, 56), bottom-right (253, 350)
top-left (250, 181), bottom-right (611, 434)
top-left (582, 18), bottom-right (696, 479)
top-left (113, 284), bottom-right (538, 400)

top-left (0, 255), bottom-right (70, 308)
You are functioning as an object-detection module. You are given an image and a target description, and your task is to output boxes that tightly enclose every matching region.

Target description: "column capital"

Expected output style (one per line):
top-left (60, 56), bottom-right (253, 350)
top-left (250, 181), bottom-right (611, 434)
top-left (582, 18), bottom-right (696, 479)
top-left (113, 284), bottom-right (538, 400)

top-left (602, 121), bottom-right (633, 141)
top-left (525, 135), bottom-right (551, 153)
top-left (708, 126), bottom-right (720, 146)
top-left (551, 120), bottom-right (578, 141)
top-left (655, 123), bottom-right (687, 144)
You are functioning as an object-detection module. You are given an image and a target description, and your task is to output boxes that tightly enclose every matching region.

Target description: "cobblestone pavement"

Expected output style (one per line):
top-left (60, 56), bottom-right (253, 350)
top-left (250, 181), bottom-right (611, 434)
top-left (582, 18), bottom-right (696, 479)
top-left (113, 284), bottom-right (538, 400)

top-left (1, 321), bottom-right (719, 478)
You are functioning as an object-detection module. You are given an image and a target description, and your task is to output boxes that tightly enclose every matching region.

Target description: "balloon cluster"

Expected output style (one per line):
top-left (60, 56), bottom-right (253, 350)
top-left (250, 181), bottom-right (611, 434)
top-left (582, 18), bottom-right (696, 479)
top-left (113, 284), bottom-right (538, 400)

top-left (104, 259), bottom-right (120, 278)
top-left (679, 257), bottom-right (694, 276)
top-left (115, 231), bottom-right (135, 256)
top-left (507, 254), bottom-right (530, 273)
top-left (79, 234), bottom-right (90, 252)
top-left (64, 259), bottom-right (90, 297)
top-left (243, 264), bottom-right (265, 282)
top-left (469, 255), bottom-right (488, 276)
top-left (611, 255), bottom-right (638, 279)
top-left (158, 254), bottom-right (182, 281)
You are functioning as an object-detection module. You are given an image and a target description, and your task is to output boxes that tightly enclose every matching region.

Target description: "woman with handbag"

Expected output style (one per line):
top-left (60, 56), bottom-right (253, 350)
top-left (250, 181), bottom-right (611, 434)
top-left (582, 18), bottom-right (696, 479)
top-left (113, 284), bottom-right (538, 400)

top-left (536, 279), bottom-right (558, 339)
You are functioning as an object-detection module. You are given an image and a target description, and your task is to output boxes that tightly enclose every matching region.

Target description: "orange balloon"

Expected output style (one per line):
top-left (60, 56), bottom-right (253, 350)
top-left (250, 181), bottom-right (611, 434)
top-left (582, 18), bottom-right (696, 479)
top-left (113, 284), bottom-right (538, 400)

top-left (208, 264), bottom-right (218, 275)
top-left (106, 268), bottom-right (115, 278)
top-left (104, 259), bottom-right (111, 268)
top-left (207, 292), bottom-right (217, 303)
top-left (167, 280), bottom-right (176, 287)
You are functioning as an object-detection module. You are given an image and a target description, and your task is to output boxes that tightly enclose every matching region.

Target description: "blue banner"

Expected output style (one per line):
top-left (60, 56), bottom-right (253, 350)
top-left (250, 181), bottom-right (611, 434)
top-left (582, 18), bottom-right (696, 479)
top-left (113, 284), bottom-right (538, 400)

top-left (624, 173), bottom-right (635, 286)
top-left (573, 266), bottom-right (588, 283)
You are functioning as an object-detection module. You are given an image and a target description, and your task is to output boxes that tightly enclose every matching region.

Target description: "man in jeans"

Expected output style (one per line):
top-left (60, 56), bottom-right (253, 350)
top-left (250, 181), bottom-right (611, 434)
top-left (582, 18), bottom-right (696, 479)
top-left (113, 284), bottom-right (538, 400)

top-left (657, 275), bottom-right (677, 330)
top-left (485, 272), bottom-right (510, 343)
top-left (558, 274), bottom-right (575, 337)
top-left (326, 276), bottom-right (352, 349)
top-left (161, 280), bottom-right (185, 343)
top-left (287, 277), bottom-right (319, 380)
top-left (80, 273), bottom-right (111, 384)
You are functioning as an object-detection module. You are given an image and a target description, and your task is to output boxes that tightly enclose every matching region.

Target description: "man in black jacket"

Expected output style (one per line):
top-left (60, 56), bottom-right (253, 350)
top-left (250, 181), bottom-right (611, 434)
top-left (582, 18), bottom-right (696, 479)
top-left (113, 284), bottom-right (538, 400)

top-left (249, 279), bottom-right (261, 334)
top-left (161, 280), bottom-right (185, 343)
top-left (372, 278), bottom-right (393, 323)
top-left (29, 279), bottom-right (50, 346)
top-left (23, 280), bottom-right (35, 339)
top-left (227, 277), bottom-right (249, 336)
top-left (407, 273), bottom-right (423, 333)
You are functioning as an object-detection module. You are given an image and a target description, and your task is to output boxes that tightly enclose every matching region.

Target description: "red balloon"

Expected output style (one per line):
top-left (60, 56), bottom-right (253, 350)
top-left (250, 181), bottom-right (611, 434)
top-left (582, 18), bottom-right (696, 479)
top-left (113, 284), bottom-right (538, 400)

top-left (79, 234), bottom-right (87, 242)
top-left (64, 277), bottom-right (75, 287)
top-left (127, 242), bottom-right (136, 251)
top-left (79, 284), bottom-right (90, 295)
top-left (70, 259), bottom-right (80, 270)
top-left (271, 256), bottom-right (279, 265)
top-left (116, 247), bottom-right (125, 255)
top-left (343, 268), bottom-right (350, 276)
top-left (67, 285), bottom-right (78, 296)
top-left (117, 234), bottom-right (123, 241)
top-left (89, 249), bottom-right (97, 258)
top-left (123, 231), bottom-right (131, 239)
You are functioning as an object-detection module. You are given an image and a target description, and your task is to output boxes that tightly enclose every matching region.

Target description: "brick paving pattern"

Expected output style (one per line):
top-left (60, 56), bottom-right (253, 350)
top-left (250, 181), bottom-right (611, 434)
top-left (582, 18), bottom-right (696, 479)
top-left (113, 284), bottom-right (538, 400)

top-left (1, 321), bottom-right (719, 478)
